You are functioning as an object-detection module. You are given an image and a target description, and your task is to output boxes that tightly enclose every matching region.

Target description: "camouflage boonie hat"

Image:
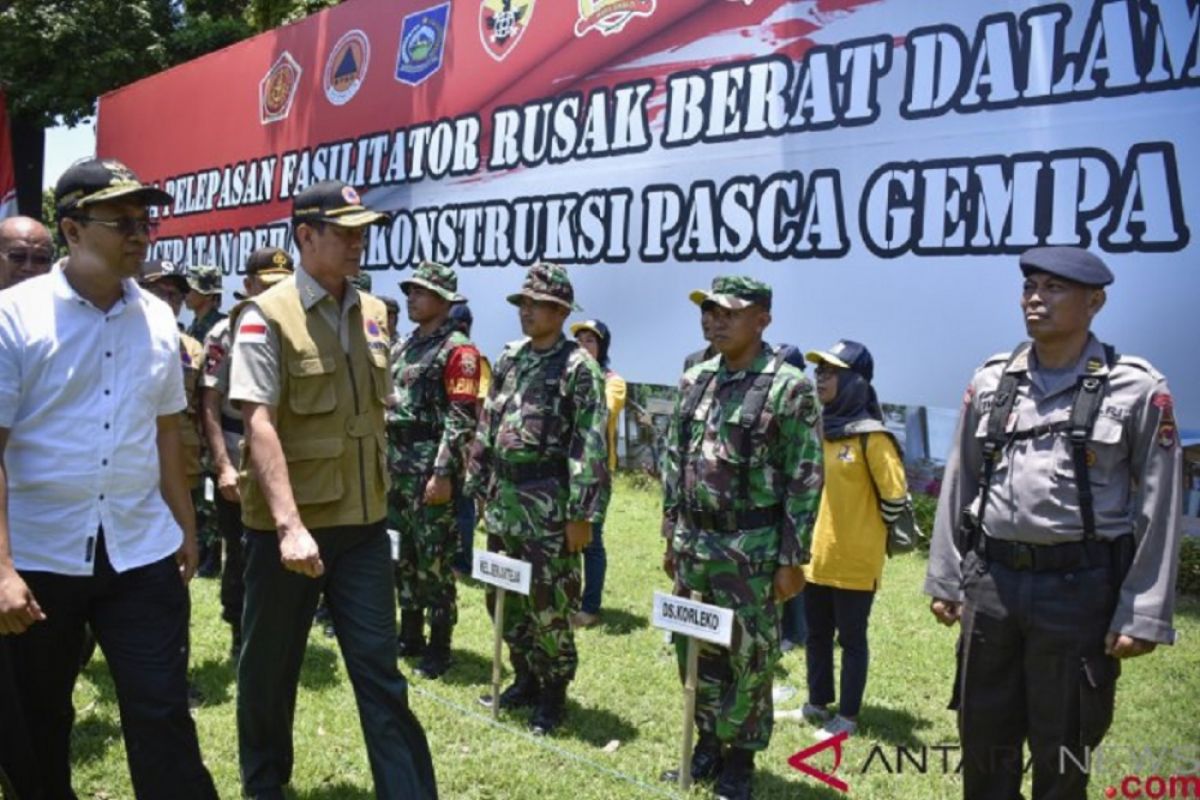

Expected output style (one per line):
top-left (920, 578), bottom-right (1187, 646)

top-left (349, 272), bottom-right (373, 292)
top-left (689, 275), bottom-right (772, 311)
top-left (400, 261), bottom-right (465, 303)
top-left (506, 262), bottom-right (580, 311)
top-left (186, 264), bottom-right (222, 295)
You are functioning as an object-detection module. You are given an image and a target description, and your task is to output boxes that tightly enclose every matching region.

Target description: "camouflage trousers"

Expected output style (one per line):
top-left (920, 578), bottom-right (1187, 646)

top-left (483, 479), bottom-right (581, 684)
top-left (191, 483), bottom-right (219, 547)
top-left (389, 475), bottom-right (458, 629)
top-left (673, 555), bottom-right (780, 751)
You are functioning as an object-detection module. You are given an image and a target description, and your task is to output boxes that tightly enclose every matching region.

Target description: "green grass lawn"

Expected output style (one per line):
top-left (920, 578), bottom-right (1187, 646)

top-left (68, 475), bottom-right (1200, 798)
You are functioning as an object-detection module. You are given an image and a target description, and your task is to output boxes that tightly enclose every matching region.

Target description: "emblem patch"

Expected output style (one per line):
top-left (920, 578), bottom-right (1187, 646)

top-left (324, 30), bottom-right (370, 106)
top-left (460, 351), bottom-right (478, 377)
top-left (396, 2), bottom-right (451, 86)
top-left (1152, 392), bottom-right (1177, 448)
top-left (1085, 357), bottom-right (1105, 374)
top-left (342, 186), bottom-right (362, 205)
top-left (575, 0), bottom-right (655, 37)
top-left (480, 0), bottom-right (536, 61)
top-left (837, 444), bottom-right (854, 463)
top-left (260, 52), bottom-right (302, 125)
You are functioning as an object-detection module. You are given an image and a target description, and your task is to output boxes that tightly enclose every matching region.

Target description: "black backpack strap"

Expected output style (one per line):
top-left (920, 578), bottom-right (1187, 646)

top-left (1067, 343), bottom-right (1117, 540)
top-left (536, 341), bottom-right (576, 457)
top-left (678, 367), bottom-right (717, 476)
top-left (973, 342), bottom-right (1030, 551)
top-left (734, 349), bottom-right (789, 498)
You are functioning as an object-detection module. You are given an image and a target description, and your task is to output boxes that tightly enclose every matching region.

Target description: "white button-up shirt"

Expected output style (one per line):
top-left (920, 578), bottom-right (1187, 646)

top-left (0, 263), bottom-right (186, 575)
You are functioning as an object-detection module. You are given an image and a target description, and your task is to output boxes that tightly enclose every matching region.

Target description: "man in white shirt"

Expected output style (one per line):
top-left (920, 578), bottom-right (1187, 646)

top-left (0, 158), bottom-right (217, 800)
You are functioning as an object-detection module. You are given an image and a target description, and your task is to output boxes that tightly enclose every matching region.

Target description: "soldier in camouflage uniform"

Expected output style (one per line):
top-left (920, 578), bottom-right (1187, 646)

top-left (200, 247), bottom-right (294, 657)
top-left (661, 276), bottom-right (823, 800)
top-left (185, 264), bottom-right (226, 578)
top-left (389, 262), bottom-right (481, 679)
top-left (465, 263), bottom-right (609, 736)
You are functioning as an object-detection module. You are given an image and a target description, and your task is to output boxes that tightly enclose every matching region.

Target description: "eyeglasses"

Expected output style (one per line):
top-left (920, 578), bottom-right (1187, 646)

top-left (75, 215), bottom-right (158, 239)
top-left (1, 248), bottom-right (54, 268)
top-left (814, 364), bottom-right (837, 377)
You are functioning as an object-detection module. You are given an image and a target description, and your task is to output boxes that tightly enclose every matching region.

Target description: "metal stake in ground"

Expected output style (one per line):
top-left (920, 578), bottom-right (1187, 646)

top-left (650, 589), bottom-right (735, 791)
top-left (473, 549), bottom-right (533, 718)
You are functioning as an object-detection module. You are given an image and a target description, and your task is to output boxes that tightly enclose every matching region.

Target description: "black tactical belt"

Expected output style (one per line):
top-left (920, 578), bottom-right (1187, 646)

top-left (391, 422), bottom-right (437, 445)
top-left (983, 536), bottom-right (1126, 573)
top-left (684, 505), bottom-right (782, 533)
top-left (221, 413), bottom-right (244, 436)
top-left (495, 460), bottom-right (568, 484)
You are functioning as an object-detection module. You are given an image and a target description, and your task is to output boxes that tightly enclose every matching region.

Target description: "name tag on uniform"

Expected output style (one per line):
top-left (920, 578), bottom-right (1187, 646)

top-left (472, 551), bottom-right (532, 595)
top-left (652, 591), bottom-right (733, 647)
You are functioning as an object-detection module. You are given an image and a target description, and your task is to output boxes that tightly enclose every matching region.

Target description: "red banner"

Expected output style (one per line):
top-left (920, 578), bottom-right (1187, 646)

top-left (0, 88), bottom-right (17, 219)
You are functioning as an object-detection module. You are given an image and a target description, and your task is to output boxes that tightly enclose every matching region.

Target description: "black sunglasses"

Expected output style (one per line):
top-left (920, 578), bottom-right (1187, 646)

top-left (75, 215), bottom-right (158, 239)
top-left (1, 248), bottom-right (54, 267)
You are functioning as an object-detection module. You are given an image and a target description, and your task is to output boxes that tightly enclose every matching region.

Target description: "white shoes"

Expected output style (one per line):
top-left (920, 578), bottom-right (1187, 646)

top-left (774, 702), bottom-right (833, 725)
top-left (813, 714), bottom-right (857, 741)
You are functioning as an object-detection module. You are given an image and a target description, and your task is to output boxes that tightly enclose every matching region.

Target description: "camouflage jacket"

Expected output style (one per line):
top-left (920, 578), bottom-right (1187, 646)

top-left (662, 345), bottom-right (823, 567)
top-left (387, 318), bottom-right (480, 478)
top-left (187, 307), bottom-right (225, 345)
top-left (464, 335), bottom-right (610, 523)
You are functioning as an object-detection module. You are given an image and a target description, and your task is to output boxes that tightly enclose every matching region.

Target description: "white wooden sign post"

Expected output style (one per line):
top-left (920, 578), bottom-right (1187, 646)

top-left (651, 590), bottom-right (734, 791)
top-left (472, 550), bottom-right (533, 719)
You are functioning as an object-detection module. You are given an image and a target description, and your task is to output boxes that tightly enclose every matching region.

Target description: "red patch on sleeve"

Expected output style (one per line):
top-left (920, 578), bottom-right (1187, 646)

top-left (445, 346), bottom-right (481, 402)
top-left (1151, 392), bottom-right (1173, 412)
top-left (239, 324), bottom-right (267, 335)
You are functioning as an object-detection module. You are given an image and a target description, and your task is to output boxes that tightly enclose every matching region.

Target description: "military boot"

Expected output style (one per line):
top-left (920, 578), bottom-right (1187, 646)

top-left (415, 622), bottom-right (453, 679)
top-left (659, 731), bottom-right (723, 784)
top-left (714, 747), bottom-right (755, 800)
top-left (530, 678), bottom-right (568, 736)
top-left (478, 653), bottom-right (540, 710)
top-left (396, 609), bottom-right (425, 658)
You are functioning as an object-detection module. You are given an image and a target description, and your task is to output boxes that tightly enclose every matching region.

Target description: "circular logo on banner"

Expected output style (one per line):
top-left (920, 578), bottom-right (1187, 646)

top-left (324, 30), bottom-right (370, 106)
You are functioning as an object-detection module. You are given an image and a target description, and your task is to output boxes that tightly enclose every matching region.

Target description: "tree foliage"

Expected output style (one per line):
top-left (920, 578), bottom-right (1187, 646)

top-left (0, 0), bottom-right (341, 127)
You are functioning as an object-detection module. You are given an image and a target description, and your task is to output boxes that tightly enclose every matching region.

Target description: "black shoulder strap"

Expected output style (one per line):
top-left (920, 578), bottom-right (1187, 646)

top-left (537, 341), bottom-right (576, 457)
top-left (1067, 343), bottom-right (1117, 540)
top-left (678, 367), bottom-right (717, 487)
top-left (735, 349), bottom-right (789, 498)
top-left (974, 342), bottom-right (1031, 541)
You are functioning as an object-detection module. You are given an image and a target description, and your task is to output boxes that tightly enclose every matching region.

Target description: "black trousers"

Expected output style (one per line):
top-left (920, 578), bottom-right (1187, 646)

top-left (215, 491), bottom-right (244, 630)
top-left (0, 636), bottom-right (38, 799)
top-left (954, 550), bottom-right (1120, 800)
top-left (6, 536), bottom-right (217, 800)
top-left (237, 521), bottom-right (437, 799)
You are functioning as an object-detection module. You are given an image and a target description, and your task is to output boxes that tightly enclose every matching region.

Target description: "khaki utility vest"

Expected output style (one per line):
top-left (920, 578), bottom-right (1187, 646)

top-left (240, 277), bottom-right (391, 530)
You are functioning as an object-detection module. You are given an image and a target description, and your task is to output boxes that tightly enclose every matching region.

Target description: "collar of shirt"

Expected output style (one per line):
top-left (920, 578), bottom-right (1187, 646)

top-left (1014, 334), bottom-right (1107, 399)
top-left (716, 342), bottom-right (773, 384)
top-left (51, 260), bottom-right (137, 317)
top-left (296, 263), bottom-right (361, 313)
top-left (405, 318), bottom-right (456, 348)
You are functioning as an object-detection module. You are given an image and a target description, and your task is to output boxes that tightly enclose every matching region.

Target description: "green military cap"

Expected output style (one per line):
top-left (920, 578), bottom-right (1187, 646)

top-left (349, 271), bottom-right (373, 292)
top-left (506, 262), bottom-right (581, 311)
top-left (400, 261), bottom-right (465, 303)
top-left (689, 275), bottom-right (772, 311)
top-left (186, 264), bottom-right (223, 295)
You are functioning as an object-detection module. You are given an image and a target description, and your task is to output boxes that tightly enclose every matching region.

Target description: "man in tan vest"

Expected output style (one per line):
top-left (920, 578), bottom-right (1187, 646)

top-left (228, 181), bottom-right (437, 800)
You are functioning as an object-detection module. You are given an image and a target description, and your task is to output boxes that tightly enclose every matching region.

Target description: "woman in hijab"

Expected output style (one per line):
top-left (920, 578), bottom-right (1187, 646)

top-left (569, 320), bottom-right (626, 628)
top-left (800, 340), bottom-right (908, 741)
